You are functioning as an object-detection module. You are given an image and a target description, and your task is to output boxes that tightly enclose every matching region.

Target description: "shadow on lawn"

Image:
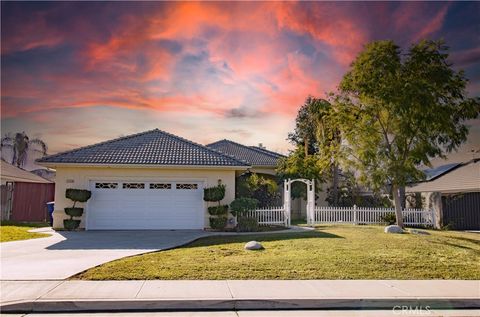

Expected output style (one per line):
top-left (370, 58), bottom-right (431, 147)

top-left (45, 229), bottom-right (342, 251)
top-left (183, 230), bottom-right (343, 249)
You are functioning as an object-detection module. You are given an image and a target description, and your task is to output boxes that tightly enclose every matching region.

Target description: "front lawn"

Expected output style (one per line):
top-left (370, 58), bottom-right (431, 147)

top-left (76, 225), bottom-right (480, 280)
top-left (0, 221), bottom-right (51, 242)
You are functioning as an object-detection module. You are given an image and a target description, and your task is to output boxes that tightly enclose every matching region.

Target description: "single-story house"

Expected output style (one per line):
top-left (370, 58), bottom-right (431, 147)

top-left (1, 160), bottom-right (55, 222)
top-left (36, 129), bottom-right (250, 230)
top-left (407, 159), bottom-right (480, 230)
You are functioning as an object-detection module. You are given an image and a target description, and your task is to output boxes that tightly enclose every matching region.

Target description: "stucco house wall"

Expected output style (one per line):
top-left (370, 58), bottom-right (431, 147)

top-left (53, 166), bottom-right (236, 229)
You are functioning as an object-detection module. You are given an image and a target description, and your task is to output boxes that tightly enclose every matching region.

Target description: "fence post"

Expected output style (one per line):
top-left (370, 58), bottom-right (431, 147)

top-left (353, 204), bottom-right (358, 225)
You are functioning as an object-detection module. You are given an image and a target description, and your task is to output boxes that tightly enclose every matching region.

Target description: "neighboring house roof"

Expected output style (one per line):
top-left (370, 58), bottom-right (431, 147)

top-left (36, 129), bottom-right (250, 168)
top-left (30, 169), bottom-right (56, 182)
top-left (206, 139), bottom-right (285, 167)
top-left (423, 163), bottom-right (461, 181)
top-left (407, 159), bottom-right (480, 193)
top-left (1, 160), bottom-right (53, 183)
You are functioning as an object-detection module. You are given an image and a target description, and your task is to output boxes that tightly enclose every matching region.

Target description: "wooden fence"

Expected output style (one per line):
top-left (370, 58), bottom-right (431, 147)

top-left (313, 205), bottom-right (434, 226)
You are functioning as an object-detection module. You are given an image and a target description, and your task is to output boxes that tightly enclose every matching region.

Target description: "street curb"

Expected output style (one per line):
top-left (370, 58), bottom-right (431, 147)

top-left (2, 297), bottom-right (479, 313)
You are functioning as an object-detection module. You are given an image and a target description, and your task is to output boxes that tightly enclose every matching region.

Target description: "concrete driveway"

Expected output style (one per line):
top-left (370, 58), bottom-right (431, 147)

top-left (0, 229), bottom-right (210, 280)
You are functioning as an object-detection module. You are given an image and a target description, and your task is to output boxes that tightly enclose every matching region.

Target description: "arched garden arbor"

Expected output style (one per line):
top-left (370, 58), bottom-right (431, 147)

top-left (284, 178), bottom-right (315, 226)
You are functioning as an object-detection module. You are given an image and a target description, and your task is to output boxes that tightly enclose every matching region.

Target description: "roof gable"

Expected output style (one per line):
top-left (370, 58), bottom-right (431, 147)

top-left (37, 129), bottom-right (249, 167)
top-left (206, 139), bottom-right (284, 167)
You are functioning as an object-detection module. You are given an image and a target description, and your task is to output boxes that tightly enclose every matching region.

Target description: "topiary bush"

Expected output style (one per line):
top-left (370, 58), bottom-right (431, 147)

top-left (209, 216), bottom-right (228, 230)
top-left (204, 185), bottom-right (226, 202)
top-left (204, 184), bottom-right (228, 230)
top-left (208, 205), bottom-right (229, 216)
top-left (63, 188), bottom-right (92, 230)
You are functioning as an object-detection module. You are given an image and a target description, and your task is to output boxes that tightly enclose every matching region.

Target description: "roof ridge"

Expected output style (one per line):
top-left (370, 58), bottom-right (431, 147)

top-left (37, 129), bottom-right (159, 163)
top-left (207, 139), bottom-right (284, 158)
top-left (155, 130), bottom-right (250, 166)
top-left (249, 145), bottom-right (285, 158)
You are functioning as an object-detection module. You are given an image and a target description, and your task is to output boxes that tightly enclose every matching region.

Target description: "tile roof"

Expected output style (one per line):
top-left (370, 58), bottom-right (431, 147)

top-left (36, 129), bottom-right (250, 167)
top-left (206, 139), bottom-right (285, 167)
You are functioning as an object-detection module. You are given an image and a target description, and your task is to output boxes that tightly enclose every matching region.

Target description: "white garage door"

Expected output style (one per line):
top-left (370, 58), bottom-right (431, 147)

top-left (87, 180), bottom-right (204, 230)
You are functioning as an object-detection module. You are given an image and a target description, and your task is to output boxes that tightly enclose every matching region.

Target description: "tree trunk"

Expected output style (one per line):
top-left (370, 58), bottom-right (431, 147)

top-left (392, 184), bottom-right (404, 228)
top-left (332, 163), bottom-right (339, 206)
top-left (304, 138), bottom-right (309, 157)
top-left (399, 186), bottom-right (406, 209)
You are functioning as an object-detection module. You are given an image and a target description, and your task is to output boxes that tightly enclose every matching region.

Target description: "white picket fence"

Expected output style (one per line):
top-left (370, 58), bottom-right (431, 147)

top-left (245, 205), bottom-right (434, 227)
top-left (245, 207), bottom-right (287, 226)
top-left (313, 206), bottom-right (434, 226)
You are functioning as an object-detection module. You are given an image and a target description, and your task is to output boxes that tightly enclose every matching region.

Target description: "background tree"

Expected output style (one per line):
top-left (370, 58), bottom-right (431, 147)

top-left (335, 39), bottom-right (480, 227)
top-left (280, 96), bottom-right (341, 203)
top-left (236, 173), bottom-right (280, 207)
top-left (1, 132), bottom-right (47, 168)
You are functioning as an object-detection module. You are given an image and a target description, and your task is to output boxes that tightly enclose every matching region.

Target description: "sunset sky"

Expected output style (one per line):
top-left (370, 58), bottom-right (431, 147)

top-left (1, 1), bottom-right (479, 159)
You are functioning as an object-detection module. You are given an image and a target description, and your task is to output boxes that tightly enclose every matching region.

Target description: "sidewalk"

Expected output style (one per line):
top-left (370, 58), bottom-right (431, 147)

top-left (1, 280), bottom-right (479, 313)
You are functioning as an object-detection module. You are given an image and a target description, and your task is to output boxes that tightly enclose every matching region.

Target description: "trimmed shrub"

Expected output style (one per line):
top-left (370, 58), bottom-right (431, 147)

top-left (66, 189), bottom-right (92, 206)
top-left (204, 184), bottom-right (228, 230)
top-left (64, 207), bottom-right (84, 218)
top-left (208, 205), bottom-right (229, 216)
top-left (63, 188), bottom-right (92, 230)
top-left (380, 212), bottom-right (396, 225)
top-left (237, 216), bottom-right (259, 232)
top-left (203, 185), bottom-right (226, 202)
top-left (230, 198), bottom-right (259, 217)
top-left (209, 216), bottom-right (228, 230)
top-left (63, 219), bottom-right (81, 231)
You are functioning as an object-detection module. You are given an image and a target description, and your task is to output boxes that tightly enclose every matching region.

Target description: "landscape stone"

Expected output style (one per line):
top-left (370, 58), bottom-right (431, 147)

top-left (244, 241), bottom-right (263, 250)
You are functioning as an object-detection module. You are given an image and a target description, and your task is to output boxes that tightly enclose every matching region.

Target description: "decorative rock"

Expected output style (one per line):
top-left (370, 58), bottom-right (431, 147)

top-left (244, 241), bottom-right (263, 250)
top-left (384, 225), bottom-right (404, 234)
top-left (410, 229), bottom-right (430, 235)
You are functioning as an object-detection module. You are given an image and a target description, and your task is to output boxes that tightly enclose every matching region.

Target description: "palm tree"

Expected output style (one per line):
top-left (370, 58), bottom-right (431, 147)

top-left (1, 132), bottom-right (47, 168)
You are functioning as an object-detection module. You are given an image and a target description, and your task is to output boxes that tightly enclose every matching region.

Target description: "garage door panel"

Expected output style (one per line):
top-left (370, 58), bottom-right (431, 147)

top-left (87, 180), bottom-right (204, 230)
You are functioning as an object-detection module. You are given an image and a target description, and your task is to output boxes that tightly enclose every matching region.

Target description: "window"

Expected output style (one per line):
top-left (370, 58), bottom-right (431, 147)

top-left (95, 182), bottom-right (118, 189)
top-left (123, 183), bottom-right (145, 189)
top-left (176, 183), bottom-right (198, 190)
top-left (150, 183), bottom-right (172, 189)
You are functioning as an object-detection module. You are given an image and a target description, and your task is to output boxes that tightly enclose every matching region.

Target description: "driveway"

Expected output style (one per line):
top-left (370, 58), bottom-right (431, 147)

top-left (0, 229), bottom-right (210, 280)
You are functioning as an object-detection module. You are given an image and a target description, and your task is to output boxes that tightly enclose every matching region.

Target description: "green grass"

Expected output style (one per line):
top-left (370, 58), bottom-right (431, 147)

top-left (0, 221), bottom-right (51, 242)
top-left (76, 225), bottom-right (480, 280)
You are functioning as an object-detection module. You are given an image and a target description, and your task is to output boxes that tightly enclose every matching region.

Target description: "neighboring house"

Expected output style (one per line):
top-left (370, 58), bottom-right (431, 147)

top-left (407, 159), bottom-right (480, 230)
top-left (36, 129), bottom-right (249, 230)
top-left (1, 160), bottom-right (55, 222)
top-left (206, 139), bottom-right (285, 176)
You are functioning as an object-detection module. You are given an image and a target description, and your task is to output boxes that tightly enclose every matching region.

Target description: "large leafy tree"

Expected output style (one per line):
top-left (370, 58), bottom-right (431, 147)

top-left (335, 40), bottom-right (480, 227)
top-left (1, 132), bottom-right (48, 168)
